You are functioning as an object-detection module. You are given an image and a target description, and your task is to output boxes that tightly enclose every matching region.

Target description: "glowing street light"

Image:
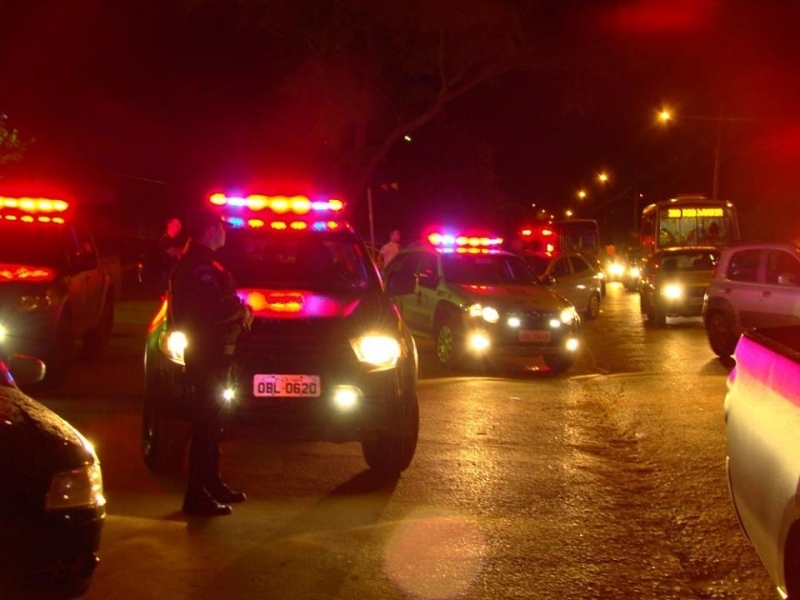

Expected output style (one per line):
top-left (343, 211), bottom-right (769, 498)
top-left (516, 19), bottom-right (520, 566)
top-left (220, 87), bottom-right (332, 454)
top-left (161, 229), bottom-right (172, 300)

top-left (597, 172), bottom-right (609, 184)
top-left (577, 189), bottom-right (587, 200)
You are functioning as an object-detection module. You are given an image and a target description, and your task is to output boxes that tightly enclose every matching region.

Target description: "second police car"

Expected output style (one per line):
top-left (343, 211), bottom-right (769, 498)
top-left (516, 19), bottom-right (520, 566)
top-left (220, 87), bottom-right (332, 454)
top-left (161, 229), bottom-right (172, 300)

top-left (383, 233), bottom-right (582, 374)
top-left (143, 193), bottom-right (419, 476)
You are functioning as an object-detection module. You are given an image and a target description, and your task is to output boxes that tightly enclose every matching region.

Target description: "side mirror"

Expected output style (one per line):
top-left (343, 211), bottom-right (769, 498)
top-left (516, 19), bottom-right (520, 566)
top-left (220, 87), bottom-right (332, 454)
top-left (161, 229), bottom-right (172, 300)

top-left (542, 275), bottom-right (556, 286)
top-left (417, 269), bottom-right (439, 289)
top-left (6, 353), bottom-right (46, 386)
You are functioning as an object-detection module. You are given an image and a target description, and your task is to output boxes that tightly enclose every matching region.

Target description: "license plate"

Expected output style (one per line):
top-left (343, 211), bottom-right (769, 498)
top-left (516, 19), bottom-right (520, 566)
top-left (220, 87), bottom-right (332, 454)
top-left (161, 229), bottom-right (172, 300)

top-left (519, 330), bottom-right (551, 342)
top-left (253, 374), bottom-right (321, 397)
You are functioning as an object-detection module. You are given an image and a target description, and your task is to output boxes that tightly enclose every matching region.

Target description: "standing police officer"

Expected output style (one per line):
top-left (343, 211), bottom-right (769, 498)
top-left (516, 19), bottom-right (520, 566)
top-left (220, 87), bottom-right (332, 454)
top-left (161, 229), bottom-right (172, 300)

top-left (169, 207), bottom-right (253, 517)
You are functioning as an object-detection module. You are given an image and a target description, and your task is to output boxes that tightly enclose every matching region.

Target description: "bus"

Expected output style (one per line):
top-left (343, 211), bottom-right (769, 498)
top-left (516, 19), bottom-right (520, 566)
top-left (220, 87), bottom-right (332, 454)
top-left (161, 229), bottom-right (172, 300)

top-left (515, 218), bottom-right (601, 257)
top-left (639, 194), bottom-right (740, 256)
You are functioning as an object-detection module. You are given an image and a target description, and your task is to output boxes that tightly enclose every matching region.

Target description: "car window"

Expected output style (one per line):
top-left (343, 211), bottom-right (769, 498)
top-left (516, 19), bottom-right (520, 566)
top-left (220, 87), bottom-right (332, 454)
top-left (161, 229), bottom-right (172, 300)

top-left (726, 249), bottom-right (761, 283)
top-left (660, 250), bottom-right (718, 271)
top-left (524, 255), bottom-right (550, 275)
top-left (219, 228), bottom-right (373, 291)
top-left (553, 257), bottom-right (570, 277)
top-left (569, 256), bottom-right (591, 275)
top-left (765, 250), bottom-right (800, 285)
top-left (442, 254), bottom-right (540, 285)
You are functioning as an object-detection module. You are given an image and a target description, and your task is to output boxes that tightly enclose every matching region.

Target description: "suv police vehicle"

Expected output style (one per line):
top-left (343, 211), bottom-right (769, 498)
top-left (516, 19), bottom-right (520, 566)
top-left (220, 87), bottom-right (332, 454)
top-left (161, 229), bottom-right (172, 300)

top-left (0, 190), bottom-right (121, 385)
top-left (143, 193), bottom-right (419, 476)
top-left (383, 232), bottom-right (582, 374)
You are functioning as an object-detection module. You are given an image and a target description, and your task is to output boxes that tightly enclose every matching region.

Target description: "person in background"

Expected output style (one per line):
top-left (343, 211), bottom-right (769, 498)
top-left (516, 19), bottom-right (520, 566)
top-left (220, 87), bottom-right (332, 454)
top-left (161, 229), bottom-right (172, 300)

top-left (378, 229), bottom-right (401, 269)
top-left (158, 216), bottom-right (185, 289)
top-left (169, 208), bottom-right (253, 517)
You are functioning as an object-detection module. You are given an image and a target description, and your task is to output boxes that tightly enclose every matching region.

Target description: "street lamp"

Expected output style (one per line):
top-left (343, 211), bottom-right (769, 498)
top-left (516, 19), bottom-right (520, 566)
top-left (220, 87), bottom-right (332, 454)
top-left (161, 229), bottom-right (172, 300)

top-left (657, 106), bottom-right (754, 200)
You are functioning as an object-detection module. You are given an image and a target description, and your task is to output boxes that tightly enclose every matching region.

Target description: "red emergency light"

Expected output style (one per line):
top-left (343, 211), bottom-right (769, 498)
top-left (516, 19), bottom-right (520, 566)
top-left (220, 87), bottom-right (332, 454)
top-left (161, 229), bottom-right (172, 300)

top-left (427, 233), bottom-right (504, 249)
top-left (209, 193), bottom-right (344, 214)
top-left (0, 196), bottom-right (70, 213)
top-left (0, 263), bottom-right (56, 283)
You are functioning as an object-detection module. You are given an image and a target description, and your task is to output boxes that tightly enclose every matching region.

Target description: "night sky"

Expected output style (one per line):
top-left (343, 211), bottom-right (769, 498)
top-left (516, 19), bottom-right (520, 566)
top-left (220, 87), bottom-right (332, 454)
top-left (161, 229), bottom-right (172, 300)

top-left (1, 1), bottom-right (799, 246)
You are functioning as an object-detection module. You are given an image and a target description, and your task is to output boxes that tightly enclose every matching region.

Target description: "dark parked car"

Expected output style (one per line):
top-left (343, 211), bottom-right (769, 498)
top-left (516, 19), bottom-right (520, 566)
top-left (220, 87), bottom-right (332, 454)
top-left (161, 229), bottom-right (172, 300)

top-left (0, 353), bottom-right (105, 598)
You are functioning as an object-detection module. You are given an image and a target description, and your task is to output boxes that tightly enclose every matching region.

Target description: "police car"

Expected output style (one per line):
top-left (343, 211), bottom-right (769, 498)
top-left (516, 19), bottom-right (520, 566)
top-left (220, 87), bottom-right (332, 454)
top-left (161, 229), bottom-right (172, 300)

top-left (143, 193), bottom-right (419, 476)
top-left (383, 232), bottom-right (582, 373)
top-left (0, 190), bottom-right (121, 385)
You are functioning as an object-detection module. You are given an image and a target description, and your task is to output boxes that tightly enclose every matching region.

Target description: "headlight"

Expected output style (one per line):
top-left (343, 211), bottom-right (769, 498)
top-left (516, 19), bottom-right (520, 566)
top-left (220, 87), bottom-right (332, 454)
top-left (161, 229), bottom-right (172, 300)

top-left (45, 462), bottom-right (105, 511)
top-left (351, 335), bottom-right (401, 369)
top-left (19, 294), bottom-right (53, 312)
top-left (0, 324), bottom-right (6, 343)
top-left (468, 304), bottom-right (500, 323)
top-left (559, 307), bottom-right (578, 325)
top-left (160, 330), bottom-right (187, 364)
top-left (629, 267), bottom-right (641, 278)
top-left (609, 263), bottom-right (625, 277)
top-left (662, 284), bottom-right (683, 299)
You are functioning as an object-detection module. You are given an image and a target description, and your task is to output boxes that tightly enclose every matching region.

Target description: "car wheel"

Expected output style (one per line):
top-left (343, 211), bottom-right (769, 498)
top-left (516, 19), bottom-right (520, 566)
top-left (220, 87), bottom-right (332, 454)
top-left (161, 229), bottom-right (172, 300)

top-left (434, 316), bottom-right (464, 368)
top-left (706, 311), bottom-right (738, 358)
top-left (42, 312), bottom-right (75, 387)
top-left (83, 298), bottom-right (114, 360)
top-left (544, 353), bottom-right (575, 375)
top-left (644, 296), bottom-right (666, 327)
top-left (142, 353), bottom-right (190, 475)
top-left (585, 293), bottom-right (601, 320)
top-left (362, 376), bottom-right (419, 475)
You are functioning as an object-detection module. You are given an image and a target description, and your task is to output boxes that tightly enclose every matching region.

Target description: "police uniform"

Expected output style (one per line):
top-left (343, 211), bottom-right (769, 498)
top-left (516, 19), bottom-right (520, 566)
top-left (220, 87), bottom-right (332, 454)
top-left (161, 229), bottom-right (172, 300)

top-left (169, 242), bottom-right (249, 515)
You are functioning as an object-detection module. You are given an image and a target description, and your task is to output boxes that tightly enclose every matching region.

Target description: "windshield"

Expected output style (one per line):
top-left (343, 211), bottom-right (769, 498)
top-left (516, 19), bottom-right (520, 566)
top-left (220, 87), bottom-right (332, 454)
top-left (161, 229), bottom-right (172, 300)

top-left (0, 223), bottom-right (69, 267)
top-left (217, 227), bottom-right (376, 292)
top-left (657, 250), bottom-right (720, 271)
top-left (441, 253), bottom-right (541, 286)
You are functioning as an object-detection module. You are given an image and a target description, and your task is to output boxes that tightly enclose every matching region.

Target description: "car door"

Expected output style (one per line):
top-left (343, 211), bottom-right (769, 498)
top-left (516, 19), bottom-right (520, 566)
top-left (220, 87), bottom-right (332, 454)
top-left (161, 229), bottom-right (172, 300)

top-left (567, 254), bottom-right (597, 309)
top-left (412, 251), bottom-right (440, 334)
top-left (65, 225), bottom-right (103, 333)
top-left (756, 249), bottom-right (800, 327)
top-left (722, 248), bottom-right (764, 329)
top-left (547, 255), bottom-right (580, 308)
top-left (384, 251), bottom-right (422, 327)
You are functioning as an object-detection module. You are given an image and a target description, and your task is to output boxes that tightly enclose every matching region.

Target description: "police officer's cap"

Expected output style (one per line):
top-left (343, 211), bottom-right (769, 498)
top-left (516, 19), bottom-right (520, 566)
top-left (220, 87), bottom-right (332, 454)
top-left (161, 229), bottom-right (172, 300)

top-left (188, 208), bottom-right (223, 239)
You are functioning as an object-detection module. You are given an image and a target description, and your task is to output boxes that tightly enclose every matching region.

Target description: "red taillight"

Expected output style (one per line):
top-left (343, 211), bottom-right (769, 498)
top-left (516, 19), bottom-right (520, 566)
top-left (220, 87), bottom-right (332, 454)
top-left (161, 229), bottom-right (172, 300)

top-left (0, 263), bottom-right (56, 283)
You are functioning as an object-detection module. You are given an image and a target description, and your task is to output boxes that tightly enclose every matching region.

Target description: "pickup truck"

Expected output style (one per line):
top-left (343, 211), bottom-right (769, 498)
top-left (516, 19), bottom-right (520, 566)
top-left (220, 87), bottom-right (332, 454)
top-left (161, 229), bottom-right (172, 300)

top-left (725, 325), bottom-right (800, 599)
top-left (0, 193), bottom-right (122, 385)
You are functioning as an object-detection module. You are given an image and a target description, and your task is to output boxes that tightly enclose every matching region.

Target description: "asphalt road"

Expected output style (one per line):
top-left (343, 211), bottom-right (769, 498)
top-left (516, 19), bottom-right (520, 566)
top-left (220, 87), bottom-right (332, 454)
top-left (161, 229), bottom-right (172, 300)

top-left (34, 283), bottom-right (776, 600)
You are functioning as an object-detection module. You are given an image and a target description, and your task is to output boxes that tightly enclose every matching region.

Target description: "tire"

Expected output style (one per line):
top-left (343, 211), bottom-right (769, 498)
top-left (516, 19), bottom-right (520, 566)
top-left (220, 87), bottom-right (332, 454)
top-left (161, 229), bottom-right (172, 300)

top-left (585, 293), bottom-right (601, 320)
top-left (42, 312), bottom-right (75, 388)
top-left (83, 298), bottom-right (114, 360)
top-left (142, 352), bottom-right (190, 475)
top-left (434, 316), bottom-right (464, 368)
top-left (141, 408), bottom-right (190, 476)
top-left (544, 352), bottom-right (575, 375)
top-left (644, 295), bottom-right (666, 328)
top-left (706, 311), bottom-right (738, 358)
top-left (362, 378), bottom-right (419, 475)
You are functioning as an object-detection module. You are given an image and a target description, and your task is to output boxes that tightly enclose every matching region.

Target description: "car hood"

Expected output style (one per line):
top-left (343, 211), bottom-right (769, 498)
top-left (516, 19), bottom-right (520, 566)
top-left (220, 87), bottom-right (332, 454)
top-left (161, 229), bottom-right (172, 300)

top-left (455, 283), bottom-right (571, 312)
top-left (0, 386), bottom-right (96, 479)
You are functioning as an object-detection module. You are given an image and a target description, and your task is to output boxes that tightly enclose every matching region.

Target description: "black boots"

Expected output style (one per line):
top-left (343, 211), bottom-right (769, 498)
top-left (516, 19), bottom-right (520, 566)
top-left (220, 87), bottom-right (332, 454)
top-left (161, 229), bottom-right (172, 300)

top-left (182, 488), bottom-right (232, 517)
top-left (207, 482), bottom-right (247, 504)
top-left (182, 482), bottom-right (246, 517)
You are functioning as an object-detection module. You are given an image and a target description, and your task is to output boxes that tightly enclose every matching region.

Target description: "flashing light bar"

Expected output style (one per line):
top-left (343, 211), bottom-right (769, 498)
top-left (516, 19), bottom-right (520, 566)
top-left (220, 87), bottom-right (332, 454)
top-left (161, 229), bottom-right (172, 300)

top-left (223, 217), bottom-right (342, 231)
top-left (209, 193), bottom-right (344, 214)
top-left (1, 214), bottom-right (66, 224)
top-left (427, 233), bottom-right (504, 248)
top-left (0, 197), bottom-right (69, 212)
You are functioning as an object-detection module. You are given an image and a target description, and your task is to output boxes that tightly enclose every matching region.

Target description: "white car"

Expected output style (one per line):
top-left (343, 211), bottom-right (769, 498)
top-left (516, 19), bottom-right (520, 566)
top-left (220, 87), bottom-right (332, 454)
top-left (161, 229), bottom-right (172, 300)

top-left (521, 251), bottom-right (603, 319)
top-left (703, 241), bottom-right (800, 357)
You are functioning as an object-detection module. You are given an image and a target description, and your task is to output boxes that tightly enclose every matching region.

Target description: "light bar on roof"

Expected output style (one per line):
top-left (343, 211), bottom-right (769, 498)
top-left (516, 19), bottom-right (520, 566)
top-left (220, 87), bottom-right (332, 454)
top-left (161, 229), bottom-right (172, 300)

top-left (209, 193), bottom-right (344, 214)
top-left (0, 196), bottom-right (70, 213)
top-left (427, 232), bottom-right (504, 248)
